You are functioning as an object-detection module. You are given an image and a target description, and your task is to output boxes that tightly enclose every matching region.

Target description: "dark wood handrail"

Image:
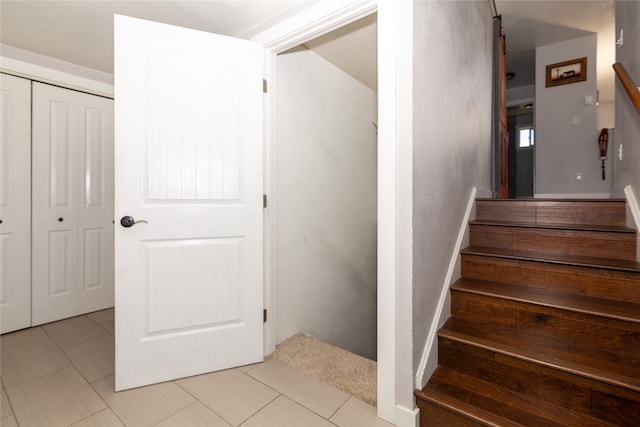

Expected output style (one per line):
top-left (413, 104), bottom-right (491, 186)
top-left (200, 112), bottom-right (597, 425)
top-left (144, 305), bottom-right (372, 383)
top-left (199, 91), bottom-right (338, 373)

top-left (613, 62), bottom-right (640, 116)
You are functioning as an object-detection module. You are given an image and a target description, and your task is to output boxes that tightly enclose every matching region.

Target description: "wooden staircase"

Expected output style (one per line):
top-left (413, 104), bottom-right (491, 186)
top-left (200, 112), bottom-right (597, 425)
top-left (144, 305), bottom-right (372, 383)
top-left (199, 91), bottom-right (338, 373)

top-left (415, 199), bottom-right (640, 426)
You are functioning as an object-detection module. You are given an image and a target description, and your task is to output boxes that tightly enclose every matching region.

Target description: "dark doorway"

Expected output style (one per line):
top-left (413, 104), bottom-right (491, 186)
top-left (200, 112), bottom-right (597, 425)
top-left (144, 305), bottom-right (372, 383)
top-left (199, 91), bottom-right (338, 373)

top-left (507, 104), bottom-right (534, 198)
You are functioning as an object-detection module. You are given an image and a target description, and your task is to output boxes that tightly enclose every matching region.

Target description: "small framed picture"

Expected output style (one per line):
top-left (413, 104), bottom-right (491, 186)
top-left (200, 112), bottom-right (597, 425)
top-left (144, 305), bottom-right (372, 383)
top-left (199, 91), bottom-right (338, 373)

top-left (546, 57), bottom-right (587, 87)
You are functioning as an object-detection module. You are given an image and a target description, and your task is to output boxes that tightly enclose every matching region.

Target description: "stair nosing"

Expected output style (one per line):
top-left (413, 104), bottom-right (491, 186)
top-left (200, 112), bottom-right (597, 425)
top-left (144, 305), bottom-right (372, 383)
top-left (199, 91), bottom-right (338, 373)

top-left (415, 387), bottom-right (523, 427)
top-left (451, 278), bottom-right (640, 325)
top-left (475, 198), bottom-right (627, 202)
top-left (438, 326), bottom-right (640, 393)
top-left (461, 245), bottom-right (640, 272)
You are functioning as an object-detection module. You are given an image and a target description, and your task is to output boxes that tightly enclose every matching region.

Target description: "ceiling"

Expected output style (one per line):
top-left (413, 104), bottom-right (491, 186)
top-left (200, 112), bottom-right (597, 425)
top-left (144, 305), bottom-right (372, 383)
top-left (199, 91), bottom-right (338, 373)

top-left (302, 13), bottom-right (377, 91)
top-left (0, 1), bottom-right (615, 100)
top-left (0, 1), bottom-right (318, 73)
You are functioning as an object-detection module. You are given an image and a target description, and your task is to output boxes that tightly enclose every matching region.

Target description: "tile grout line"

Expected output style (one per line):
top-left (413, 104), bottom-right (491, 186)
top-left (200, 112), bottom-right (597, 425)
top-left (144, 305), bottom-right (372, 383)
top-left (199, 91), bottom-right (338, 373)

top-left (67, 333), bottom-right (115, 427)
top-left (236, 392), bottom-right (283, 427)
top-left (1, 380), bottom-right (18, 426)
top-left (2, 311), bottom-right (115, 426)
top-left (4, 311), bottom-right (379, 427)
top-left (85, 380), bottom-right (126, 427)
top-left (2, 326), bottom-right (73, 389)
top-left (58, 313), bottom-right (118, 427)
top-left (79, 314), bottom-right (123, 427)
top-left (243, 362), bottom-right (350, 422)
top-left (234, 368), bottom-right (283, 426)
top-left (168, 379), bottom-right (241, 427)
top-left (147, 386), bottom-right (197, 427)
top-left (328, 394), bottom-right (353, 421)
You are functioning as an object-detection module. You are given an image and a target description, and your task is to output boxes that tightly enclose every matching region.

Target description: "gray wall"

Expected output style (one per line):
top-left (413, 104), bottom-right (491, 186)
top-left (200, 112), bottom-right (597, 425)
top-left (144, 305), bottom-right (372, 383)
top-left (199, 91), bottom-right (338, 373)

top-left (412, 0), bottom-right (493, 379)
top-left (275, 48), bottom-right (378, 360)
top-left (612, 1), bottom-right (640, 200)
top-left (535, 34), bottom-right (612, 197)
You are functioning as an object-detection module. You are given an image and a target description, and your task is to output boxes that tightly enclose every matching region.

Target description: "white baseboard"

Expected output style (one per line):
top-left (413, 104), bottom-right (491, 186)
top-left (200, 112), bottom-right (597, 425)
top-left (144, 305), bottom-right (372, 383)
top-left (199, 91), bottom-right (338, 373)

top-left (534, 193), bottom-right (611, 199)
top-left (624, 186), bottom-right (640, 261)
top-left (625, 186), bottom-right (640, 230)
top-left (414, 187), bottom-right (477, 389)
top-left (394, 404), bottom-right (420, 427)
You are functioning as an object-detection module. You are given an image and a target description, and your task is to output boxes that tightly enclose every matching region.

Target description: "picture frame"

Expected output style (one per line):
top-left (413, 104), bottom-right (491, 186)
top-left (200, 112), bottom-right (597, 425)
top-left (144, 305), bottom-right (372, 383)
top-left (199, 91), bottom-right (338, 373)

top-left (545, 57), bottom-right (587, 87)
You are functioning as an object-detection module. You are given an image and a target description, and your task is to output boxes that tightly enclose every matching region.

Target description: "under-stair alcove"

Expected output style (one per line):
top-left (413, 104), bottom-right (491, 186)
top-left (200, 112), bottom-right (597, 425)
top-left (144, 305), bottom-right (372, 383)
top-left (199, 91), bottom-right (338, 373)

top-left (272, 13), bottom-right (379, 404)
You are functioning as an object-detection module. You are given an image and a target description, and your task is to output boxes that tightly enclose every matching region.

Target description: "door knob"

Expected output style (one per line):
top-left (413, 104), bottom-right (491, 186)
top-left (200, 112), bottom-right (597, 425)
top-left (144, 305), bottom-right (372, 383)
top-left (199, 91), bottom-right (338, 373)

top-left (120, 216), bottom-right (148, 228)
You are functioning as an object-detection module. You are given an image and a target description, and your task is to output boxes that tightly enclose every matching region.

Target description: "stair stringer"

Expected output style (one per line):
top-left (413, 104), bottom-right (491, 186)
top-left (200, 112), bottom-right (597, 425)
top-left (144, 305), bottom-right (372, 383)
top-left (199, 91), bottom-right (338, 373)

top-left (625, 185), bottom-right (640, 260)
top-left (415, 187), bottom-right (477, 388)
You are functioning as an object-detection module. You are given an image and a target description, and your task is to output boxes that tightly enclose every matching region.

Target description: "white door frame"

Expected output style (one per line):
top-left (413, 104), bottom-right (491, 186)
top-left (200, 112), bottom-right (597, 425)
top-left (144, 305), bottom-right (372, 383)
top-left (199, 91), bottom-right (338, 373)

top-left (253, 1), bottom-right (416, 425)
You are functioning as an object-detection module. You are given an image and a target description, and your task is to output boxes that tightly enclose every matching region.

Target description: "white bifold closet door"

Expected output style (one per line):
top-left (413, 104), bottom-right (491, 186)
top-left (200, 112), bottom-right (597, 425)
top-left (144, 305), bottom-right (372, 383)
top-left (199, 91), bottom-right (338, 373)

top-left (32, 82), bottom-right (114, 325)
top-left (0, 74), bottom-right (32, 334)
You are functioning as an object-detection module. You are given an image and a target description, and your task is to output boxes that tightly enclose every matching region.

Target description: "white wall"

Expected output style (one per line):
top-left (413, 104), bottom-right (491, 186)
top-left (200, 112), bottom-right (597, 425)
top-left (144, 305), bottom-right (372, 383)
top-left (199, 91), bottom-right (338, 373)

top-left (598, 101), bottom-right (615, 130)
top-left (412, 0), bottom-right (493, 385)
top-left (612, 1), bottom-right (640, 201)
top-left (535, 34), bottom-right (611, 197)
top-left (275, 48), bottom-right (378, 360)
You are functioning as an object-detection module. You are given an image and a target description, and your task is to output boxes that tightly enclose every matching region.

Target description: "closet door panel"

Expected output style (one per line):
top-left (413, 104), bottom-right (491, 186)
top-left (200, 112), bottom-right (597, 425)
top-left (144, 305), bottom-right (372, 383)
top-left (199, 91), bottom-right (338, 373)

top-left (0, 74), bottom-right (31, 334)
top-left (48, 230), bottom-right (75, 296)
top-left (78, 98), bottom-right (114, 313)
top-left (33, 84), bottom-right (80, 324)
top-left (32, 82), bottom-right (113, 325)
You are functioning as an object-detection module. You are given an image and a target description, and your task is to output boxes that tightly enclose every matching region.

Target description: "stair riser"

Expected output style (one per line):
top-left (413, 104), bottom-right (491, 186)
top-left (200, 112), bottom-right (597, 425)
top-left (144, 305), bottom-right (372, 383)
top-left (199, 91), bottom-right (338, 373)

top-left (451, 291), bottom-right (640, 358)
top-left (438, 337), bottom-right (640, 426)
top-left (475, 200), bottom-right (627, 227)
top-left (429, 370), bottom-right (590, 427)
top-left (469, 225), bottom-right (637, 261)
top-left (418, 386), bottom-right (558, 427)
top-left (417, 400), bottom-right (490, 427)
top-left (461, 254), bottom-right (640, 303)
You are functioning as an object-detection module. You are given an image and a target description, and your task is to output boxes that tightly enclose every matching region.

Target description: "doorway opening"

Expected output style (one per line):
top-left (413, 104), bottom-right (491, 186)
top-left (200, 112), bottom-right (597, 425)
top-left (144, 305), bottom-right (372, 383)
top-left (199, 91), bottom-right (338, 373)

top-left (507, 102), bottom-right (535, 198)
top-left (270, 13), bottom-right (378, 405)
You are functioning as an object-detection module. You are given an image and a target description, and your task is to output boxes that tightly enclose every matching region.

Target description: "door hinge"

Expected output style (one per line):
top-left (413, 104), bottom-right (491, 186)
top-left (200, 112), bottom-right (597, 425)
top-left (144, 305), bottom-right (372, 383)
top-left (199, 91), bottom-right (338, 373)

top-left (263, 194), bottom-right (267, 209)
top-left (263, 79), bottom-right (268, 93)
top-left (263, 309), bottom-right (267, 323)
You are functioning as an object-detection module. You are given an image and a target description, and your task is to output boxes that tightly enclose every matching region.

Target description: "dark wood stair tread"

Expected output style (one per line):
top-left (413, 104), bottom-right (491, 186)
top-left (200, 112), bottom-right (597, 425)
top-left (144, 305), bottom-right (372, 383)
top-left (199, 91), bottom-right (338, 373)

top-left (420, 367), bottom-right (620, 427)
top-left (415, 386), bottom-right (523, 427)
top-left (462, 245), bottom-right (640, 272)
top-left (439, 317), bottom-right (640, 392)
top-left (452, 278), bottom-right (640, 324)
top-left (475, 198), bottom-right (627, 202)
top-left (470, 219), bottom-right (636, 234)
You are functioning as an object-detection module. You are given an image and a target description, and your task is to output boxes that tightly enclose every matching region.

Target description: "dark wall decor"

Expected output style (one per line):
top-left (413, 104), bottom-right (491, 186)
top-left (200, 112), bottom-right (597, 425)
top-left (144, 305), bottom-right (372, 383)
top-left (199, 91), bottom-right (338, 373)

top-left (546, 57), bottom-right (587, 87)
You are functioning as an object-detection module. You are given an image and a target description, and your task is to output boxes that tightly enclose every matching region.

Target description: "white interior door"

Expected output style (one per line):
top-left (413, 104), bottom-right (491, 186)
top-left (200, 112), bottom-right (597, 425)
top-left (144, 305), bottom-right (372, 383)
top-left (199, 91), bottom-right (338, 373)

top-left (0, 74), bottom-right (31, 334)
top-left (114, 15), bottom-right (264, 391)
top-left (32, 82), bottom-right (114, 325)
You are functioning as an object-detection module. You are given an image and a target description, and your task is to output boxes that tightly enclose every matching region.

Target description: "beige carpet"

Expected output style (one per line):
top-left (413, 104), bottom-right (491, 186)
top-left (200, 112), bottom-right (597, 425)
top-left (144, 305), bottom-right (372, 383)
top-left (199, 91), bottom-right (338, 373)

top-left (271, 334), bottom-right (377, 406)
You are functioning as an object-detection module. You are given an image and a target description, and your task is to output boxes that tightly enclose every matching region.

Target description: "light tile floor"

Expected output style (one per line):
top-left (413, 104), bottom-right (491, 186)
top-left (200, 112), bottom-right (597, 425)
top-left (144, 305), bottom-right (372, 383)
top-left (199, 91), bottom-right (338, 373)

top-left (0, 309), bottom-right (393, 427)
